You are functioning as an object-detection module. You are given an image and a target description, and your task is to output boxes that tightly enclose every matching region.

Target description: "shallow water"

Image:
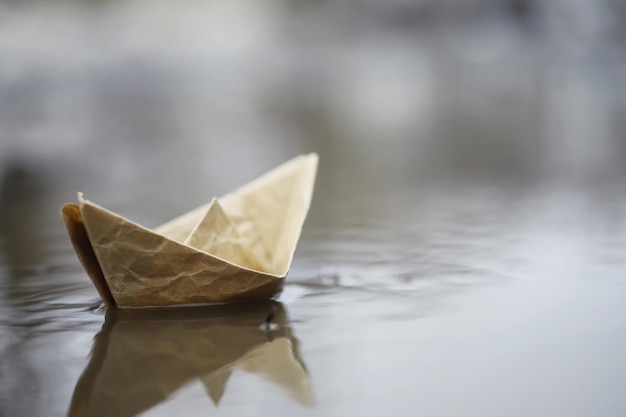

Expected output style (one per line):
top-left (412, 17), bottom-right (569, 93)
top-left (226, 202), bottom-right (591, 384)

top-left (2, 2), bottom-right (626, 416)
top-left (3, 165), bottom-right (626, 417)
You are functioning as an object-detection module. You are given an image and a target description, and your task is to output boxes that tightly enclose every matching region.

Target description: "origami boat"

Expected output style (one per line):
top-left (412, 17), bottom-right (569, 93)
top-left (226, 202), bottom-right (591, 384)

top-left (62, 154), bottom-right (318, 308)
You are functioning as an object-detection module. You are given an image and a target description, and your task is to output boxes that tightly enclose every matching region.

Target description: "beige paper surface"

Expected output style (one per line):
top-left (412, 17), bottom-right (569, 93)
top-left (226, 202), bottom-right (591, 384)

top-left (67, 301), bottom-right (313, 417)
top-left (62, 154), bottom-right (318, 308)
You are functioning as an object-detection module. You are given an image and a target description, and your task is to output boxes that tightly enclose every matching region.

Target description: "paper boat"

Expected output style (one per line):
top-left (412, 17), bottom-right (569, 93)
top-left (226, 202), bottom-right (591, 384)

top-left (62, 154), bottom-right (318, 308)
top-left (67, 301), bottom-right (314, 417)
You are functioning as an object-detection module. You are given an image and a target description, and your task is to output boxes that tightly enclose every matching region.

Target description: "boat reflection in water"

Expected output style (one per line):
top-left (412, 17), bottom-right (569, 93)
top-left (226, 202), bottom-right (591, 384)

top-left (67, 301), bottom-right (313, 417)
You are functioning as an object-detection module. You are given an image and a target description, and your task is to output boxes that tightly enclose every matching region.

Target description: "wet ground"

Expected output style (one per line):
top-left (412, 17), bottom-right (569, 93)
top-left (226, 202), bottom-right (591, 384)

top-left (2, 1), bottom-right (626, 416)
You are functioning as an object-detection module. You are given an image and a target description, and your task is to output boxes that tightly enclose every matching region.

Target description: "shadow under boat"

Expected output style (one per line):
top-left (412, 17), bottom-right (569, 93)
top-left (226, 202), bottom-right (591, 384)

top-left (67, 300), bottom-right (313, 417)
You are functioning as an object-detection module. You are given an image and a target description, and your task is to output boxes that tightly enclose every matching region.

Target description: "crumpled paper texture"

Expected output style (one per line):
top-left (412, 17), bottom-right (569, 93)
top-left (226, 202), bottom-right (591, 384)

top-left (67, 301), bottom-right (313, 417)
top-left (62, 154), bottom-right (318, 307)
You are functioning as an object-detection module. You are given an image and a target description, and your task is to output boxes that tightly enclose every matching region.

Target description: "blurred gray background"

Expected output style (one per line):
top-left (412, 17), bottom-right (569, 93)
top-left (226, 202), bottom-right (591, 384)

top-left (2, 0), bottom-right (626, 196)
top-left (2, 1), bottom-right (626, 416)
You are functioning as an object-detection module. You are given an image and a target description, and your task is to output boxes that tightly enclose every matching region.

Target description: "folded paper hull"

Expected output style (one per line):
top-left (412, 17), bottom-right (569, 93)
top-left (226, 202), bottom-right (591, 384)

top-left (61, 154), bottom-right (318, 308)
